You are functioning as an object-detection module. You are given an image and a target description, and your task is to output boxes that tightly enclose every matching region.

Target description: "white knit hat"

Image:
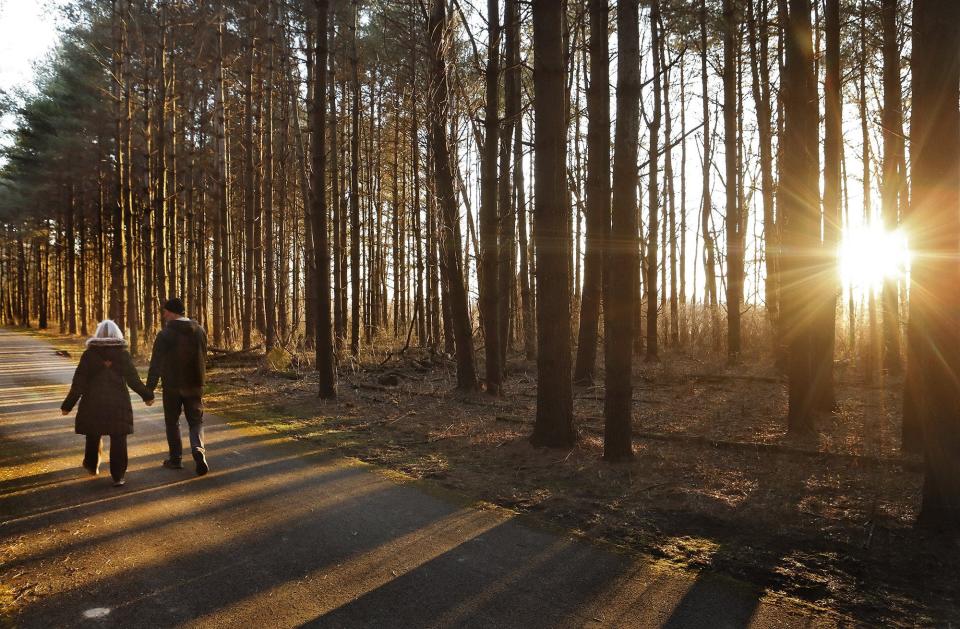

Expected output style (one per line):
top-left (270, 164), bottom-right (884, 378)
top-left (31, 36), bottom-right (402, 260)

top-left (86, 320), bottom-right (126, 347)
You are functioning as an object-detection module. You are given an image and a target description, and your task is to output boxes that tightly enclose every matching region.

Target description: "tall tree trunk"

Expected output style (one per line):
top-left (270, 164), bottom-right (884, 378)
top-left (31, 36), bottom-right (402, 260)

top-left (410, 16), bottom-right (426, 347)
top-left (880, 0), bottom-right (903, 373)
top-left (313, 0), bottom-right (337, 398)
top-left (646, 0), bottom-right (661, 362)
top-left (679, 61), bottom-right (688, 345)
top-left (142, 63), bottom-right (155, 338)
top-left (330, 25), bottom-right (345, 353)
top-left (349, 1), bottom-right (362, 357)
top-left (497, 0), bottom-right (519, 363)
top-left (603, 0), bottom-right (639, 460)
top-left (263, 0), bottom-right (278, 351)
top-left (857, 2), bottom-right (878, 384)
top-left (516, 106), bottom-right (534, 360)
top-left (215, 10), bottom-right (233, 347)
top-left (110, 0), bottom-right (126, 330)
top-left (123, 39), bottom-right (138, 354)
top-left (155, 6), bottom-right (168, 320)
top-left (243, 3), bottom-right (257, 350)
top-left (911, 0), bottom-right (960, 531)
top-left (748, 0), bottom-right (777, 332)
top-left (479, 0), bottom-right (502, 395)
top-left (65, 188), bottom-right (77, 335)
top-left (817, 0), bottom-right (841, 411)
top-left (77, 207), bottom-right (87, 336)
top-left (723, 0), bottom-right (741, 360)
top-left (662, 44), bottom-right (679, 349)
top-left (573, 0), bottom-right (610, 385)
top-left (530, 0), bottom-right (576, 448)
top-left (781, 0), bottom-right (820, 435)
top-left (427, 0), bottom-right (479, 391)
top-left (700, 0), bottom-right (719, 348)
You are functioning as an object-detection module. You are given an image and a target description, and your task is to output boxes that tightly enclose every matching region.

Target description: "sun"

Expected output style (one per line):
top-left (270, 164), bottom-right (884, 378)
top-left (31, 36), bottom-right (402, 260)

top-left (838, 224), bottom-right (910, 294)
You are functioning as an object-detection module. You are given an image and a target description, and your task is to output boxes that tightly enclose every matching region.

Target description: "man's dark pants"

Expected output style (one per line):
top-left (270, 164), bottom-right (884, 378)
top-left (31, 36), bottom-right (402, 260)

top-left (162, 388), bottom-right (205, 462)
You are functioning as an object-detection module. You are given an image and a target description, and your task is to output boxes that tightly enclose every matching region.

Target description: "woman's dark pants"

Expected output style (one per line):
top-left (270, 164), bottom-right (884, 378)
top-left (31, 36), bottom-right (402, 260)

top-left (83, 434), bottom-right (128, 481)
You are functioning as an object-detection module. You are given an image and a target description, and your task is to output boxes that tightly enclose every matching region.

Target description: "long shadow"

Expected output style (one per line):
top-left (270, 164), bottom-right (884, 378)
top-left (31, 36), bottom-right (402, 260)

top-left (2, 455), bottom-right (364, 572)
top-left (0, 430), bottom-right (340, 524)
top-left (11, 471), bottom-right (472, 629)
top-left (305, 517), bottom-right (697, 628)
top-left (658, 449), bottom-right (827, 628)
top-left (0, 429), bottom-right (290, 498)
top-left (304, 456), bottom-right (822, 629)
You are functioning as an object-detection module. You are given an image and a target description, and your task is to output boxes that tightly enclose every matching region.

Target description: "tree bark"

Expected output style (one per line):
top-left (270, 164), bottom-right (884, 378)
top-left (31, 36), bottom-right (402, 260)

top-left (646, 0), bottom-right (661, 362)
top-left (479, 0), bottom-right (502, 395)
top-left (573, 0), bottom-right (610, 385)
top-left (747, 0), bottom-right (777, 331)
top-left (817, 0), bottom-right (841, 411)
top-left (723, 0), bottom-right (742, 360)
top-left (911, 0), bottom-right (960, 530)
top-left (264, 0), bottom-right (278, 351)
top-left (530, 0), bottom-right (575, 447)
top-left (603, 0), bottom-right (639, 461)
top-left (349, 1), bottom-right (362, 357)
top-left (880, 0), bottom-right (904, 374)
top-left (427, 0), bottom-right (479, 391)
top-left (243, 3), bottom-right (257, 350)
top-left (781, 0), bottom-right (820, 436)
top-left (313, 0), bottom-right (337, 398)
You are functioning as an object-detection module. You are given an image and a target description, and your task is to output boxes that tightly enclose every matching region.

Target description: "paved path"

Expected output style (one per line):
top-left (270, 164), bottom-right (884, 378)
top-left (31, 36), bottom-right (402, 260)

top-left (0, 328), bottom-right (835, 628)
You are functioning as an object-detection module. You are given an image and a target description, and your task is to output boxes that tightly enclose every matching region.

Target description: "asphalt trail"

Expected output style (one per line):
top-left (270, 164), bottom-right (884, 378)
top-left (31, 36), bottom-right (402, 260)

top-left (0, 328), bottom-right (835, 628)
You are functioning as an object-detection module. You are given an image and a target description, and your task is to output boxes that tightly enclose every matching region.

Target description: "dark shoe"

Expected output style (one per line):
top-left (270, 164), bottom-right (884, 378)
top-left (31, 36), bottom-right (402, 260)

top-left (112, 477), bottom-right (126, 487)
top-left (162, 459), bottom-right (184, 470)
top-left (82, 462), bottom-right (100, 476)
top-left (193, 451), bottom-right (209, 476)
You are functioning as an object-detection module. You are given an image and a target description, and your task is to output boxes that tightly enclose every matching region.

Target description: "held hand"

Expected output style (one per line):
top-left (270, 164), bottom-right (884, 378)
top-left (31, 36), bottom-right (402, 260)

top-left (145, 398), bottom-right (155, 407)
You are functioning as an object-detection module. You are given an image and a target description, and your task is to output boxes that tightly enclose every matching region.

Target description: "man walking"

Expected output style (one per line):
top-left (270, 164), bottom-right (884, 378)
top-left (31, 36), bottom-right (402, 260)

top-left (147, 298), bottom-right (210, 476)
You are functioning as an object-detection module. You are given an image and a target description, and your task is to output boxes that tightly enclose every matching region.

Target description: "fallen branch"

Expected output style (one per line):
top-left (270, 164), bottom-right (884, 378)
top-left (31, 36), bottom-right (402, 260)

top-left (208, 345), bottom-right (262, 355)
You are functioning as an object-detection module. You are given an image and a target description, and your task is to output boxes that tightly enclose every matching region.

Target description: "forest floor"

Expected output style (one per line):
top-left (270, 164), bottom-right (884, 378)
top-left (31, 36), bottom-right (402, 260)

top-left (30, 327), bottom-right (960, 626)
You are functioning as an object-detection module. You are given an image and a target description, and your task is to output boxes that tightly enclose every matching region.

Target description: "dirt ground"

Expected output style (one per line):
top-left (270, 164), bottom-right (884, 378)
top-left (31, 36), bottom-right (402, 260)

top-left (28, 327), bottom-right (960, 626)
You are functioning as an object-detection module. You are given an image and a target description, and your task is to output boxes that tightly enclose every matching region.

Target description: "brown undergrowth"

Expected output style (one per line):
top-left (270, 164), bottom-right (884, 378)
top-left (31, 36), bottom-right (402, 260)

top-left (24, 326), bottom-right (959, 625)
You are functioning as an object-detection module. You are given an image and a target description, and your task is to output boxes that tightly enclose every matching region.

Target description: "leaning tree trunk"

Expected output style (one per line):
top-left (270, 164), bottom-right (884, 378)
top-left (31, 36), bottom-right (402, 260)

top-left (530, 0), bottom-right (576, 448)
top-left (427, 0), bottom-right (479, 392)
top-left (573, 0), bottom-right (611, 385)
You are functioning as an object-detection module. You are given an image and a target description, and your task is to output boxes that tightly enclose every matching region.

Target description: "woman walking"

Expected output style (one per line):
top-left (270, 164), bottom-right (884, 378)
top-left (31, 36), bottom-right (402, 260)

top-left (61, 320), bottom-right (154, 486)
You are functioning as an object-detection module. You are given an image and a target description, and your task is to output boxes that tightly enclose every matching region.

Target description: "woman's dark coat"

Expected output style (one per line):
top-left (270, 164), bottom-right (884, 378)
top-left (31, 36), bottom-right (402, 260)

top-left (61, 341), bottom-right (153, 436)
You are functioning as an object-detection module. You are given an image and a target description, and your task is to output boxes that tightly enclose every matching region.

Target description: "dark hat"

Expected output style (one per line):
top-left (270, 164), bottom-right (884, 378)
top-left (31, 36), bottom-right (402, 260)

top-left (163, 297), bottom-right (185, 315)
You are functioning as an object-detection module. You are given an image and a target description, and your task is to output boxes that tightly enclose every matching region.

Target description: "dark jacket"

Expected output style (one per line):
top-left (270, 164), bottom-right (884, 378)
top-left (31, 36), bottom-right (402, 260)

top-left (146, 318), bottom-right (207, 397)
top-left (61, 341), bottom-right (153, 436)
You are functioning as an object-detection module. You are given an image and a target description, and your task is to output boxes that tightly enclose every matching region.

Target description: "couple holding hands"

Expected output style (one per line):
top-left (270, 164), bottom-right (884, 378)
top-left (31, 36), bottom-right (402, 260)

top-left (60, 298), bottom-right (209, 486)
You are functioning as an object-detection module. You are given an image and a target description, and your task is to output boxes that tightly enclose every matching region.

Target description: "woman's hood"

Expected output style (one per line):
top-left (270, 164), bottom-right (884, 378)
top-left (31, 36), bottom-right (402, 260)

top-left (86, 338), bottom-right (128, 348)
